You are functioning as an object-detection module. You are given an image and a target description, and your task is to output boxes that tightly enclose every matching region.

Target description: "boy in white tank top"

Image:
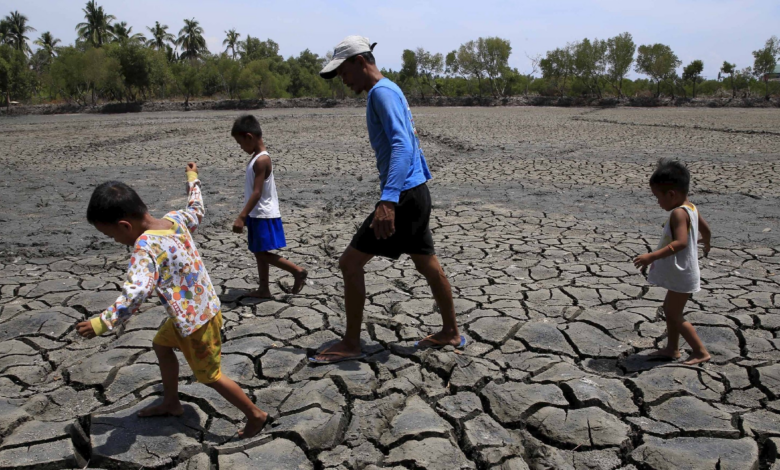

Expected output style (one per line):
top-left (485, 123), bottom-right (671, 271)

top-left (634, 159), bottom-right (712, 365)
top-left (231, 115), bottom-right (307, 298)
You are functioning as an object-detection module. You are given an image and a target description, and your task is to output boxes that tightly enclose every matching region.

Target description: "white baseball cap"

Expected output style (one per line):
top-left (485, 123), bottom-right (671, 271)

top-left (319, 35), bottom-right (377, 79)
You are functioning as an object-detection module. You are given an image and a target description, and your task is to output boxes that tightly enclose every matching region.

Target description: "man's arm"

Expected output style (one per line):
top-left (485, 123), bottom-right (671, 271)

top-left (371, 88), bottom-right (415, 239)
top-left (76, 248), bottom-right (157, 338)
top-left (233, 155), bottom-right (269, 234)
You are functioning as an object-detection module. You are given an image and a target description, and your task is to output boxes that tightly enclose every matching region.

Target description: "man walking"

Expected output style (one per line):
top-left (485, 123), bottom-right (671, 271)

top-left (311, 36), bottom-right (464, 364)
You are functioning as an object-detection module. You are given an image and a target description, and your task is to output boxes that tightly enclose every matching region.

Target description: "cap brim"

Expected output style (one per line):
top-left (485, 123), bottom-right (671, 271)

top-left (319, 58), bottom-right (345, 79)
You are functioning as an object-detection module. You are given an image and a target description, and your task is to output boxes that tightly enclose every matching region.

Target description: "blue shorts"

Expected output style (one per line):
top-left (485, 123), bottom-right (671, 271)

top-left (246, 217), bottom-right (287, 253)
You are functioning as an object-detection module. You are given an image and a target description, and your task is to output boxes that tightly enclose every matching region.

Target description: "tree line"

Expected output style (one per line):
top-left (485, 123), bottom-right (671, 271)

top-left (1, 1), bottom-right (778, 107)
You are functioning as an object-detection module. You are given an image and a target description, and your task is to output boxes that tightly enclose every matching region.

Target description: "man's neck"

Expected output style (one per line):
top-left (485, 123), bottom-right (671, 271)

top-left (364, 67), bottom-right (385, 93)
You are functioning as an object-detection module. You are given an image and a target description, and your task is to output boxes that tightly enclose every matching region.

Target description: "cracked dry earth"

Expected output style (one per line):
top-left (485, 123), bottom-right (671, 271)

top-left (0, 107), bottom-right (779, 470)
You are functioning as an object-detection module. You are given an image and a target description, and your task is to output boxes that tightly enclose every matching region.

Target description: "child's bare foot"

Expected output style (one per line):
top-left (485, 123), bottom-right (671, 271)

top-left (246, 289), bottom-right (273, 299)
top-left (292, 270), bottom-right (308, 295)
top-left (137, 402), bottom-right (184, 417)
top-left (683, 352), bottom-right (711, 365)
top-left (238, 411), bottom-right (269, 439)
top-left (648, 347), bottom-right (681, 360)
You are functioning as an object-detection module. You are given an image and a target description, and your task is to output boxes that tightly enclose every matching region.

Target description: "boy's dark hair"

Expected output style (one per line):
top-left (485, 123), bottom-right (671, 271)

top-left (649, 158), bottom-right (690, 194)
top-left (347, 51), bottom-right (376, 65)
top-left (86, 181), bottom-right (148, 225)
top-left (231, 114), bottom-right (262, 138)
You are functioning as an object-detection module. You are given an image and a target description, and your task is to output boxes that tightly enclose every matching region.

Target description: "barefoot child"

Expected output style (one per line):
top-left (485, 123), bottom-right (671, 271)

top-left (76, 163), bottom-right (269, 438)
top-left (634, 158), bottom-right (712, 365)
top-left (230, 115), bottom-right (307, 298)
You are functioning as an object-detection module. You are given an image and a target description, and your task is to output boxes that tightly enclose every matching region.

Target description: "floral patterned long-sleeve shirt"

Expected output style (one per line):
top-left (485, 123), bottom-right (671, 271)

top-left (90, 173), bottom-right (221, 337)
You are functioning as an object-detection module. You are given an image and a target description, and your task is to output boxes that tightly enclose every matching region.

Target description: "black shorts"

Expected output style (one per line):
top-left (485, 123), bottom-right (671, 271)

top-left (350, 183), bottom-right (435, 260)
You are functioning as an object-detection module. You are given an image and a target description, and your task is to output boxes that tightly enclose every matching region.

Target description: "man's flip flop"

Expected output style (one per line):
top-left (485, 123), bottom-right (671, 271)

top-left (308, 350), bottom-right (366, 365)
top-left (414, 335), bottom-right (467, 350)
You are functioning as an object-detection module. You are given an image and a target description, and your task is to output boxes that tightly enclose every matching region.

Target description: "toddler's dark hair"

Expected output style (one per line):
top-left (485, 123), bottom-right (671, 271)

top-left (649, 158), bottom-right (690, 194)
top-left (86, 181), bottom-right (148, 225)
top-left (231, 114), bottom-right (262, 138)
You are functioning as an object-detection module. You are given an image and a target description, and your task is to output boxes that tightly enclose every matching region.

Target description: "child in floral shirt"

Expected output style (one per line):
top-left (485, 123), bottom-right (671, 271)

top-left (76, 162), bottom-right (268, 439)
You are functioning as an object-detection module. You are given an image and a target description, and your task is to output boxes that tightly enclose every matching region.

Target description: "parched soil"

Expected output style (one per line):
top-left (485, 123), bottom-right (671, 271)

top-left (0, 107), bottom-right (778, 469)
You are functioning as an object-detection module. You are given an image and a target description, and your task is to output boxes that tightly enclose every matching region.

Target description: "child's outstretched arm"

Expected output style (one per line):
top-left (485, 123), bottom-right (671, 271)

top-left (180, 162), bottom-right (204, 232)
top-left (698, 213), bottom-right (712, 257)
top-left (634, 207), bottom-right (690, 269)
top-left (233, 155), bottom-right (269, 234)
top-left (76, 248), bottom-right (157, 338)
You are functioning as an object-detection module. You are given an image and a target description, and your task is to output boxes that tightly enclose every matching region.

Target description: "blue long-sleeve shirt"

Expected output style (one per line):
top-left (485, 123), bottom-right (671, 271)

top-left (367, 78), bottom-right (432, 203)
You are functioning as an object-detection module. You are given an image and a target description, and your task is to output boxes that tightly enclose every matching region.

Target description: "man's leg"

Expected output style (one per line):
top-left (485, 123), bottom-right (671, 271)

top-left (314, 246), bottom-right (373, 361)
top-left (410, 253), bottom-right (461, 346)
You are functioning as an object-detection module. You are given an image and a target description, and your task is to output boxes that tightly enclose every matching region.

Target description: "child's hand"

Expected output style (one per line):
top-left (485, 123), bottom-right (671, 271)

top-left (232, 217), bottom-right (245, 234)
top-left (633, 253), bottom-right (654, 270)
top-left (76, 320), bottom-right (96, 339)
top-left (186, 162), bottom-right (198, 173)
top-left (698, 238), bottom-right (711, 257)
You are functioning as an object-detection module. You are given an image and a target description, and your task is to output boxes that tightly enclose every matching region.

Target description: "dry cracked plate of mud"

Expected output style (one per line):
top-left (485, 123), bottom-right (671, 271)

top-left (0, 107), bottom-right (778, 469)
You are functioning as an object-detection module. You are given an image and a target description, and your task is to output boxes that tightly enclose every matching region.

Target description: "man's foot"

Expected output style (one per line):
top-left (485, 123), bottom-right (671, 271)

top-left (246, 289), bottom-right (273, 299)
top-left (648, 347), bottom-right (681, 360)
top-left (311, 341), bottom-right (363, 364)
top-left (415, 331), bottom-right (463, 349)
top-left (238, 411), bottom-right (269, 439)
top-left (137, 402), bottom-right (184, 418)
top-left (683, 352), bottom-right (711, 365)
top-left (292, 270), bottom-right (308, 295)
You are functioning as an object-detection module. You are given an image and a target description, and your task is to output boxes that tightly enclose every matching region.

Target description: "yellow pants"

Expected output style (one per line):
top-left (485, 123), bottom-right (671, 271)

top-left (153, 312), bottom-right (223, 384)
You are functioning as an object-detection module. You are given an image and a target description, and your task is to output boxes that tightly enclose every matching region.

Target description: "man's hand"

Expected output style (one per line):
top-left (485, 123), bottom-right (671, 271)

top-left (633, 253), bottom-right (654, 270)
top-left (233, 217), bottom-right (245, 234)
top-left (76, 321), bottom-right (96, 339)
top-left (370, 201), bottom-right (396, 239)
top-left (186, 162), bottom-right (198, 173)
top-left (698, 238), bottom-right (711, 257)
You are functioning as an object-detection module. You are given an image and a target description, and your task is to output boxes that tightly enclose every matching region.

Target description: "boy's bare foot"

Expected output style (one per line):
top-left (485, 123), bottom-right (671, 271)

top-left (683, 352), bottom-right (711, 365)
top-left (292, 270), bottom-right (308, 295)
top-left (648, 347), bottom-right (681, 360)
top-left (246, 289), bottom-right (273, 299)
top-left (137, 402), bottom-right (184, 418)
top-left (238, 411), bottom-right (269, 439)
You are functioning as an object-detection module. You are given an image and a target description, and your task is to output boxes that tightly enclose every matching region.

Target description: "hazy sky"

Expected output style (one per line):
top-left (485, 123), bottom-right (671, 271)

top-left (4, 0), bottom-right (778, 79)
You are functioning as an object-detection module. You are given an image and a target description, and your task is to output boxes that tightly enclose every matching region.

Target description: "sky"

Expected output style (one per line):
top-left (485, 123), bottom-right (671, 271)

top-left (4, 0), bottom-right (779, 80)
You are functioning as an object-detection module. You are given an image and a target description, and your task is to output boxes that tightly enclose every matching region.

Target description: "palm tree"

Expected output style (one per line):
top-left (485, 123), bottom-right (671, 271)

top-left (76, 0), bottom-right (115, 47)
top-left (33, 31), bottom-right (60, 59)
top-left (176, 18), bottom-right (207, 61)
top-left (146, 21), bottom-right (174, 50)
top-left (0, 19), bottom-right (11, 46)
top-left (223, 28), bottom-right (240, 59)
top-left (5, 11), bottom-right (35, 54)
top-left (111, 21), bottom-right (145, 44)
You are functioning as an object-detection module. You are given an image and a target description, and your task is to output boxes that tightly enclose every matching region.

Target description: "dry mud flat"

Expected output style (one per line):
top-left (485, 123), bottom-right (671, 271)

top-left (0, 107), bottom-right (778, 469)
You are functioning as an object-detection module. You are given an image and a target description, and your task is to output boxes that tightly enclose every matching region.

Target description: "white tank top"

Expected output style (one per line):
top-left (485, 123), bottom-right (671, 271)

top-left (647, 204), bottom-right (701, 294)
top-left (244, 151), bottom-right (281, 219)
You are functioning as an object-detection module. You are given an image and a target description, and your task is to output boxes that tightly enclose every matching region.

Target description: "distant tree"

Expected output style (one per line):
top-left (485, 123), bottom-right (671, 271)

top-left (176, 18), bottom-right (207, 61)
top-left (399, 49), bottom-right (418, 93)
top-left (753, 37), bottom-right (778, 99)
top-left (682, 60), bottom-right (703, 98)
top-left (635, 43), bottom-right (681, 97)
top-left (146, 21), bottom-right (174, 51)
top-left (34, 32), bottom-right (60, 60)
top-left (524, 52), bottom-right (541, 96)
top-left (172, 60), bottom-right (201, 105)
top-left (76, 1), bottom-right (115, 47)
top-left (605, 32), bottom-right (635, 98)
top-left (0, 44), bottom-right (33, 107)
top-left (573, 38), bottom-right (607, 98)
top-left (416, 48), bottom-right (444, 97)
top-left (238, 36), bottom-right (281, 65)
top-left (721, 61), bottom-right (736, 97)
top-left (5, 11), bottom-right (35, 54)
top-left (0, 20), bottom-right (10, 46)
top-left (111, 22), bottom-right (145, 45)
top-left (477, 37), bottom-right (512, 97)
top-left (223, 29), bottom-right (240, 59)
top-left (453, 40), bottom-right (485, 95)
top-left (540, 43), bottom-right (575, 96)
